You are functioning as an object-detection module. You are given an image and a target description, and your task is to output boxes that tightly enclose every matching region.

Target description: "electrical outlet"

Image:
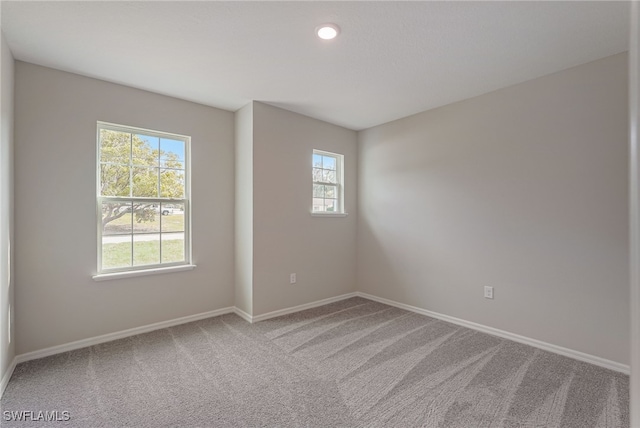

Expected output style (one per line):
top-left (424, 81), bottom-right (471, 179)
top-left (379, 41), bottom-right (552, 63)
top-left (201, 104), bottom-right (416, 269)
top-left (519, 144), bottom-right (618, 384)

top-left (290, 273), bottom-right (297, 284)
top-left (484, 286), bottom-right (494, 299)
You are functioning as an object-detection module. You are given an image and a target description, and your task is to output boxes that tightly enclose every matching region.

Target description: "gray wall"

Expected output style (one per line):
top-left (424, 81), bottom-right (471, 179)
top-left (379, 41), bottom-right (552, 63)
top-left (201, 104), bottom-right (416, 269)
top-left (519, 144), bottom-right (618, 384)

top-left (8, 52), bottom-right (630, 367)
top-left (630, 2), bottom-right (640, 422)
top-left (234, 102), bottom-right (253, 315)
top-left (357, 53), bottom-right (629, 364)
top-left (1, 33), bottom-right (15, 380)
top-left (14, 62), bottom-right (235, 354)
top-left (252, 102), bottom-right (357, 315)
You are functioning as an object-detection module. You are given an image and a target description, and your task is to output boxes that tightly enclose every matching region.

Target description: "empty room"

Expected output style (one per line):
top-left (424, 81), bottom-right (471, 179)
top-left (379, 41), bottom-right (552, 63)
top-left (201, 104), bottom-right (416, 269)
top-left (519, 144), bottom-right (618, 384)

top-left (1, 1), bottom-right (639, 427)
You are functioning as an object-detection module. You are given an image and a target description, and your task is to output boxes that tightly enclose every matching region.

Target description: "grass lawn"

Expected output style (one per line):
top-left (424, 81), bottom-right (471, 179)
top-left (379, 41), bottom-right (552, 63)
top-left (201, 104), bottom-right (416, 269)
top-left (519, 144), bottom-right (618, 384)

top-left (105, 213), bottom-right (184, 234)
top-left (103, 239), bottom-right (184, 269)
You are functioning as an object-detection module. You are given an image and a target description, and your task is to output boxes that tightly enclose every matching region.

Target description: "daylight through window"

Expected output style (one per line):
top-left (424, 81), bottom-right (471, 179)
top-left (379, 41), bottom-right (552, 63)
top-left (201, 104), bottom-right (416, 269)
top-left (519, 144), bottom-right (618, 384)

top-left (97, 122), bottom-right (190, 273)
top-left (312, 150), bottom-right (344, 214)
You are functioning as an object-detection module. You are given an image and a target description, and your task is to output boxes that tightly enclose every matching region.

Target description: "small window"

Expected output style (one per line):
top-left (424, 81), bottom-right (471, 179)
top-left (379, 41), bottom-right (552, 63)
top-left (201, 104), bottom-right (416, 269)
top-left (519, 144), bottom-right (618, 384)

top-left (97, 122), bottom-right (190, 273)
top-left (312, 149), bottom-right (344, 214)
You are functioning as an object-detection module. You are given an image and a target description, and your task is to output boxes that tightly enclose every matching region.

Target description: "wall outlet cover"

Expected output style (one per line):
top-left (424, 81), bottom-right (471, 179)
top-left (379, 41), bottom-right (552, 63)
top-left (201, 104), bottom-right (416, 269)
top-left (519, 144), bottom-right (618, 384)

top-left (484, 286), bottom-right (494, 299)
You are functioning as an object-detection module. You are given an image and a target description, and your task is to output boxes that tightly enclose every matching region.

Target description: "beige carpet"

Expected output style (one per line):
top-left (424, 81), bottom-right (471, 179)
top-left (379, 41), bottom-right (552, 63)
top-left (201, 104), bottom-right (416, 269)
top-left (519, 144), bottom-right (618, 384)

top-left (0, 297), bottom-right (629, 427)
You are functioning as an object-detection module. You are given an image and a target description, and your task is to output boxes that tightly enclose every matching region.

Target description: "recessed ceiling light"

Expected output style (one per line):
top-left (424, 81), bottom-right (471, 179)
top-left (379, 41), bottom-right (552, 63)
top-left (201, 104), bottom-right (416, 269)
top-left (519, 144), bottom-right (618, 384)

top-left (316, 24), bottom-right (340, 40)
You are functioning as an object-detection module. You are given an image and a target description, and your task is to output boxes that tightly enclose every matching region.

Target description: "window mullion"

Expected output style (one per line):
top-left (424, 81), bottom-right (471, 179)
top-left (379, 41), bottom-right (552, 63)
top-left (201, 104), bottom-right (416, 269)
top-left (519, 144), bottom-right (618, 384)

top-left (159, 202), bottom-right (163, 264)
top-left (129, 133), bottom-right (134, 267)
top-left (130, 201), bottom-right (134, 267)
top-left (129, 133), bottom-right (133, 198)
top-left (157, 143), bottom-right (162, 265)
top-left (157, 139), bottom-right (161, 198)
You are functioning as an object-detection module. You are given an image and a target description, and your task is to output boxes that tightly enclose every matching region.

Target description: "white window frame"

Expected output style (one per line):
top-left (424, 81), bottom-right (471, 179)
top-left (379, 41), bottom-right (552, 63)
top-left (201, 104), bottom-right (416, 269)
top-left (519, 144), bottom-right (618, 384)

top-left (312, 149), bottom-right (346, 216)
top-left (95, 122), bottom-right (192, 277)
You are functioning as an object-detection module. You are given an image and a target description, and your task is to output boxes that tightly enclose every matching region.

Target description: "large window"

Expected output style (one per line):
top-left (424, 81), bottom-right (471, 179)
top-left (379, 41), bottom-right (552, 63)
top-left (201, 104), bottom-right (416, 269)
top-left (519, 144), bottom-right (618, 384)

top-left (312, 149), bottom-right (344, 214)
top-left (97, 122), bottom-right (190, 274)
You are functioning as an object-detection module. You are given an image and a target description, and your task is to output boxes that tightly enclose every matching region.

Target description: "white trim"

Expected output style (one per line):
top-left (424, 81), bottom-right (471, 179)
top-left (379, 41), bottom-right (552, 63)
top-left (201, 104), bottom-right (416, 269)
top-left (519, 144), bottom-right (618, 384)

top-left (96, 121), bottom-right (192, 275)
top-left (15, 307), bottom-right (234, 365)
top-left (252, 292), bottom-right (358, 323)
top-left (3, 291), bottom-right (629, 401)
top-left (310, 212), bottom-right (348, 218)
top-left (92, 264), bottom-right (196, 281)
top-left (7, 295), bottom-right (361, 374)
top-left (0, 357), bottom-right (17, 398)
top-left (233, 307), bottom-right (253, 323)
top-left (312, 149), bottom-right (346, 215)
top-left (630, 0), bottom-right (640, 424)
top-left (97, 121), bottom-right (191, 141)
top-left (356, 292), bottom-right (629, 374)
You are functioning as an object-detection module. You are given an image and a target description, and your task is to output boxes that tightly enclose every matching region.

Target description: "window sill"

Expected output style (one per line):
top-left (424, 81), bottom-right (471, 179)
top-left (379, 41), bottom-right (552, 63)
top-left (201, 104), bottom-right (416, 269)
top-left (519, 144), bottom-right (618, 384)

top-left (311, 212), bottom-right (349, 218)
top-left (93, 264), bottom-right (196, 282)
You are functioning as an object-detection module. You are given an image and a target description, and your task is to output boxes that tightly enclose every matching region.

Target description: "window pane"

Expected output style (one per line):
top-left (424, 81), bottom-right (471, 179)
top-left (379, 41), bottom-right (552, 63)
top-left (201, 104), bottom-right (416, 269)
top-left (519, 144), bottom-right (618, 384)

top-left (133, 234), bottom-right (160, 266)
top-left (132, 134), bottom-right (160, 166)
top-left (102, 202), bottom-right (132, 236)
top-left (313, 184), bottom-right (325, 198)
top-left (99, 129), bottom-right (130, 164)
top-left (313, 154), bottom-right (323, 168)
top-left (132, 203), bottom-right (159, 233)
top-left (161, 138), bottom-right (185, 167)
top-left (100, 164), bottom-right (130, 196)
top-left (312, 167), bottom-right (323, 182)
top-left (161, 203), bottom-right (185, 232)
top-left (323, 156), bottom-right (336, 170)
top-left (313, 198), bottom-right (325, 212)
top-left (102, 234), bottom-right (132, 270)
top-left (132, 167), bottom-right (159, 197)
top-left (325, 199), bottom-right (337, 212)
top-left (324, 185), bottom-right (336, 198)
top-left (162, 232), bottom-right (185, 264)
top-left (323, 170), bottom-right (337, 184)
top-left (160, 169), bottom-right (185, 198)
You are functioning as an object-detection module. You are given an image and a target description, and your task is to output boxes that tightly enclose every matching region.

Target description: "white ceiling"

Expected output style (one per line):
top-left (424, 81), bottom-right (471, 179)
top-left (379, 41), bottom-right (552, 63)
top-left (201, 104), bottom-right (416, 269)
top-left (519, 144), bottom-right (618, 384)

top-left (1, 1), bottom-right (630, 130)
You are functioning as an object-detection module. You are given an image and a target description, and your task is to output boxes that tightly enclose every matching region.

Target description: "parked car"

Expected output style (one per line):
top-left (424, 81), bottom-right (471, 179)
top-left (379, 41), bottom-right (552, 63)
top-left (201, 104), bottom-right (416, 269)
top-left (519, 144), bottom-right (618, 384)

top-left (159, 205), bottom-right (183, 216)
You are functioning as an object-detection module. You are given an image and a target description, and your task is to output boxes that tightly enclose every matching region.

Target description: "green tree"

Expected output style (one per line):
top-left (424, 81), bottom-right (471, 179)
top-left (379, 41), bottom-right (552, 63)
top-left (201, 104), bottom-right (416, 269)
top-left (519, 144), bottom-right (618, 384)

top-left (99, 130), bottom-right (185, 228)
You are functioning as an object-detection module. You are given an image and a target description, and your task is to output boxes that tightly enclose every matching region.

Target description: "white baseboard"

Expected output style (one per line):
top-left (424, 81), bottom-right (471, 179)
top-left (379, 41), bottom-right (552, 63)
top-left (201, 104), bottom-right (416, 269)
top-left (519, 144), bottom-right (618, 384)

top-left (356, 292), bottom-right (630, 374)
top-left (15, 307), bottom-right (235, 366)
top-left (9, 295), bottom-right (359, 374)
top-left (251, 292), bottom-right (359, 323)
top-left (0, 357), bottom-right (17, 398)
top-left (3, 290), bottom-right (628, 401)
top-left (233, 307), bottom-right (253, 323)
